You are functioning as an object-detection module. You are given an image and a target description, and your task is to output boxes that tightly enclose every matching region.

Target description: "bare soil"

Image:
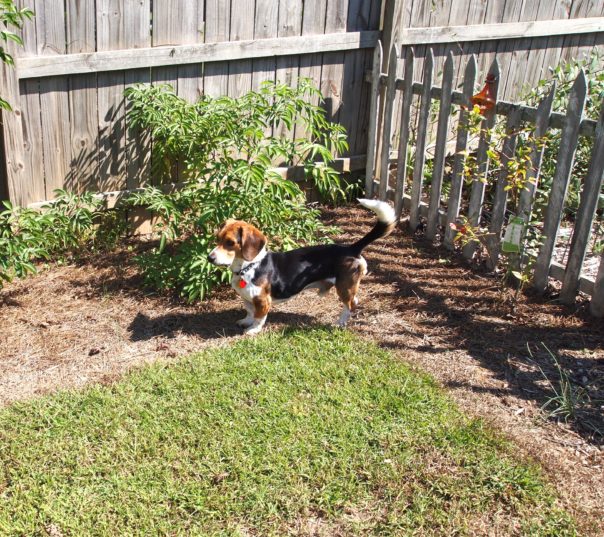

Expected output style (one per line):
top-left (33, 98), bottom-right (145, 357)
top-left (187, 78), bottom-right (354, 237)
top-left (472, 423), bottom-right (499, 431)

top-left (1, 205), bottom-right (603, 534)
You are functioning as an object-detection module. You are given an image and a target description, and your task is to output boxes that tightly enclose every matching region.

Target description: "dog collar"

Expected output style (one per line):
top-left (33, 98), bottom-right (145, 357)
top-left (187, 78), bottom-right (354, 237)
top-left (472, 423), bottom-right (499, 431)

top-left (232, 262), bottom-right (258, 277)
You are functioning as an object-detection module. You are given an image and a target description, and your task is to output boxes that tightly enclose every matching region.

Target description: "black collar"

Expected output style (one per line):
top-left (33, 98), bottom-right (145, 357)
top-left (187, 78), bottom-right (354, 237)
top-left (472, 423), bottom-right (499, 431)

top-left (232, 261), bottom-right (259, 277)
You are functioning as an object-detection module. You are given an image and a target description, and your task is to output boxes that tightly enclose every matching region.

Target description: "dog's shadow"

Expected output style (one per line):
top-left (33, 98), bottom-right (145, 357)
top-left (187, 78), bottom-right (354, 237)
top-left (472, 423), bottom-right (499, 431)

top-left (128, 309), bottom-right (320, 342)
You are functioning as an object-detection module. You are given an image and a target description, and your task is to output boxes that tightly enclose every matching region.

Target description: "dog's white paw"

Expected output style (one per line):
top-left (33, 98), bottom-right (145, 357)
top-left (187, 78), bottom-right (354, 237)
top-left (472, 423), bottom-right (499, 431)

top-left (236, 317), bottom-right (254, 328)
top-left (244, 325), bottom-right (263, 336)
top-left (337, 307), bottom-right (351, 328)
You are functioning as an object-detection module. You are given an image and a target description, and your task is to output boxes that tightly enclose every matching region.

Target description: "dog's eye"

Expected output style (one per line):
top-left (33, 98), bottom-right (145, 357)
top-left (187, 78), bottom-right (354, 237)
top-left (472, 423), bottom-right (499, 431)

top-left (224, 239), bottom-right (235, 248)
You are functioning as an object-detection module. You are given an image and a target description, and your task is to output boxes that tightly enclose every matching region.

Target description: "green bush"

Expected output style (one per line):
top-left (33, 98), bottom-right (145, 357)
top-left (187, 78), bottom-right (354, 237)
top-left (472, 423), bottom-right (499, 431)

top-left (0, 189), bottom-right (124, 286)
top-left (124, 80), bottom-right (350, 301)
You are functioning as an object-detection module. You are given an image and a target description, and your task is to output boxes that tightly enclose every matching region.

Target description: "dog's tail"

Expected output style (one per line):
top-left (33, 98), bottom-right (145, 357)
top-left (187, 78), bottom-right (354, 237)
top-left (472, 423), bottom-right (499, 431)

top-left (350, 199), bottom-right (397, 255)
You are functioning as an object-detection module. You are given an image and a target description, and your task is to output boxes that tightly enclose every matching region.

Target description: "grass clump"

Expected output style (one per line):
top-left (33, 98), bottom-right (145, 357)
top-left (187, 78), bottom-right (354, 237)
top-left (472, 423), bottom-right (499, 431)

top-left (0, 329), bottom-right (574, 535)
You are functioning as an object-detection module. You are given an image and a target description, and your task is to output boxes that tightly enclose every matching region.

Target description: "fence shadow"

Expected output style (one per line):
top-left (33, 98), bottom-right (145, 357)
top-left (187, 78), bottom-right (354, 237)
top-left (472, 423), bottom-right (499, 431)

top-left (329, 207), bottom-right (604, 443)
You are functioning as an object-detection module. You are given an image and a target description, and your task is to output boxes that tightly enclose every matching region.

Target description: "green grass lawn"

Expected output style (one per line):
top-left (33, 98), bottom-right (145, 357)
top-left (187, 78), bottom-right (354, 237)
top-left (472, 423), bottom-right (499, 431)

top-left (0, 329), bottom-right (574, 536)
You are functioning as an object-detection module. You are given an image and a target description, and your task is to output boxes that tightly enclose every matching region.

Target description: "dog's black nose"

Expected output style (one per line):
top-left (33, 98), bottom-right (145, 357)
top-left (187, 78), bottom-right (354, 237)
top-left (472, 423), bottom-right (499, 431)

top-left (208, 253), bottom-right (216, 264)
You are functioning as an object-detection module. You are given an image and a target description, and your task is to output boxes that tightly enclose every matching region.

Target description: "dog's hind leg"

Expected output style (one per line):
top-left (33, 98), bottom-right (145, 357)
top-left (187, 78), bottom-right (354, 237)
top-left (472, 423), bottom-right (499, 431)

top-left (335, 257), bottom-right (366, 327)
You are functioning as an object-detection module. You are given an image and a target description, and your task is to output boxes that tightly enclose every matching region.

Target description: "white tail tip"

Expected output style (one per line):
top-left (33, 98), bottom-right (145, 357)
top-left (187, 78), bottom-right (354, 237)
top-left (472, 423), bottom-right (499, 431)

top-left (358, 198), bottom-right (396, 224)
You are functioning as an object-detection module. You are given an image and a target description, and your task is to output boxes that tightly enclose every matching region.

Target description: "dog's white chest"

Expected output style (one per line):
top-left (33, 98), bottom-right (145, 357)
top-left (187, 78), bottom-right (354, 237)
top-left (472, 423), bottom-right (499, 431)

top-left (231, 275), bottom-right (263, 302)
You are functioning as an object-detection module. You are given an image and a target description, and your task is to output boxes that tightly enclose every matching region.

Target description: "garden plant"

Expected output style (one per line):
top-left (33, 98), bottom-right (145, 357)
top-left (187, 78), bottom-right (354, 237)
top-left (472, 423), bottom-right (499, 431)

top-left (124, 79), bottom-right (351, 301)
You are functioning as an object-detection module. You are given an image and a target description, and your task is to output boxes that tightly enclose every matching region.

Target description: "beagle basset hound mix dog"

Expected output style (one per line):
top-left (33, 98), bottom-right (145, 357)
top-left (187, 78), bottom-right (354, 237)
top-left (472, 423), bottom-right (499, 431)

top-left (208, 199), bottom-right (396, 334)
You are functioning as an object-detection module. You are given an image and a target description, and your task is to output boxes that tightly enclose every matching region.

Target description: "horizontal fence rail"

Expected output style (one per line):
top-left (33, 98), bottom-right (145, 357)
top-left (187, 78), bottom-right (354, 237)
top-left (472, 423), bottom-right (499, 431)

top-left (366, 41), bottom-right (604, 316)
top-left (16, 31), bottom-right (380, 79)
top-left (398, 17), bottom-right (604, 46)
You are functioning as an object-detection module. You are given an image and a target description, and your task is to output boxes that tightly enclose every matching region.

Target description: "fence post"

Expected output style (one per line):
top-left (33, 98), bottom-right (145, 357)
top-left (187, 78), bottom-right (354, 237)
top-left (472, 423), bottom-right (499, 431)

top-left (444, 55), bottom-right (477, 249)
top-left (394, 47), bottom-right (414, 218)
top-left (485, 105), bottom-right (522, 270)
top-left (409, 48), bottom-right (434, 231)
top-left (462, 58), bottom-right (500, 261)
top-left (426, 50), bottom-right (454, 240)
top-left (511, 85), bottom-right (556, 274)
top-left (533, 70), bottom-right (587, 293)
top-left (365, 41), bottom-right (383, 198)
top-left (560, 99), bottom-right (604, 304)
top-left (0, 41), bottom-right (27, 206)
top-left (378, 44), bottom-right (399, 201)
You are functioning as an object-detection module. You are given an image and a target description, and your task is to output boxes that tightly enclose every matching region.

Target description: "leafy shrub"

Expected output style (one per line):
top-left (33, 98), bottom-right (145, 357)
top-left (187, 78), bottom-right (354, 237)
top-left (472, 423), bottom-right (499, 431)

top-left (0, 189), bottom-right (125, 286)
top-left (124, 80), bottom-right (349, 301)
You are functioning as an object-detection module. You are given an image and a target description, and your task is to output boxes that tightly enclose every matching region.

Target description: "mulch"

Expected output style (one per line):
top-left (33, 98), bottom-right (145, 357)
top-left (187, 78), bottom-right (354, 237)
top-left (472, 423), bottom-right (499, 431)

top-left (1, 205), bottom-right (602, 534)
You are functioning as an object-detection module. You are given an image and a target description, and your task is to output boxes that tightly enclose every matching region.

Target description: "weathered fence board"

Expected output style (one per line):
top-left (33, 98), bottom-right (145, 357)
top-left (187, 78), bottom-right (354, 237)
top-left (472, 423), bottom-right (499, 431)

top-left (378, 45), bottom-right (399, 200)
top-left (393, 48), bottom-right (414, 218)
top-left (408, 48), bottom-right (433, 231)
top-left (533, 71), bottom-right (588, 292)
top-left (425, 50), bottom-right (453, 241)
top-left (444, 55), bottom-right (477, 249)
top-left (203, 0), bottom-right (231, 97)
top-left (18, 0), bottom-right (44, 202)
top-left (560, 99), bottom-right (604, 304)
top-left (462, 59), bottom-right (500, 261)
top-left (38, 0), bottom-right (71, 199)
top-left (364, 41), bottom-right (382, 198)
top-left (485, 105), bottom-right (522, 269)
top-left (398, 17), bottom-right (604, 45)
top-left (97, 0), bottom-right (126, 192)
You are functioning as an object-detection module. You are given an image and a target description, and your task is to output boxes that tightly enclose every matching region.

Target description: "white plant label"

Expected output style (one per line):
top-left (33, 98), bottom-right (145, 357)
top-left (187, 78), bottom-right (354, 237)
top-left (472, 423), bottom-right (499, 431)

top-left (501, 216), bottom-right (524, 253)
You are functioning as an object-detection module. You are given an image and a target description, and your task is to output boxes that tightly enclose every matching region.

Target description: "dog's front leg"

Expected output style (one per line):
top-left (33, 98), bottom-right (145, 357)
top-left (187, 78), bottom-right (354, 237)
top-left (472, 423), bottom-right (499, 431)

top-left (236, 300), bottom-right (255, 328)
top-left (244, 294), bottom-right (271, 335)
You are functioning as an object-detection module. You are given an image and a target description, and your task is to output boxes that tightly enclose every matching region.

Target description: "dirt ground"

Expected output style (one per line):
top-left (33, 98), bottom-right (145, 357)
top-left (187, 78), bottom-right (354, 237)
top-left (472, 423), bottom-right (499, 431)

top-left (1, 205), bottom-right (603, 534)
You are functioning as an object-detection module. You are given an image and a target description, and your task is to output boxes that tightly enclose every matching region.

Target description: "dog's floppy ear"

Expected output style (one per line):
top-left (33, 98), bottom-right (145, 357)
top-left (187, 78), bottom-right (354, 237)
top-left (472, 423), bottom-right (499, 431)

top-left (238, 224), bottom-right (267, 261)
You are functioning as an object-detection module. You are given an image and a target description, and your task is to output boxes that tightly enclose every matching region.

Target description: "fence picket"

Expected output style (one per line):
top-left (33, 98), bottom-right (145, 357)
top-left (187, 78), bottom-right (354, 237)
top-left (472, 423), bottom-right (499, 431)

top-left (462, 58), bottom-right (500, 260)
top-left (409, 48), bottom-right (434, 230)
top-left (364, 41), bottom-right (383, 198)
top-left (533, 70), bottom-right (587, 293)
top-left (378, 44), bottom-right (399, 200)
top-left (426, 50), bottom-right (454, 240)
top-left (486, 105), bottom-right (522, 269)
top-left (394, 48), bottom-right (414, 217)
top-left (591, 255), bottom-right (604, 317)
top-left (444, 55), bottom-right (477, 249)
top-left (38, 0), bottom-right (72, 198)
top-left (560, 99), bottom-right (604, 304)
top-left (511, 84), bottom-right (556, 273)
top-left (203, 0), bottom-right (231, 97)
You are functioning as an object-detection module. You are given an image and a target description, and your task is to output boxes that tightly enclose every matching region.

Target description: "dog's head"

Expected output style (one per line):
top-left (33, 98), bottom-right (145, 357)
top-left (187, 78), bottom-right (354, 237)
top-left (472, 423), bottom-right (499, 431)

top-left (208, 219), bottom-right (267, 266)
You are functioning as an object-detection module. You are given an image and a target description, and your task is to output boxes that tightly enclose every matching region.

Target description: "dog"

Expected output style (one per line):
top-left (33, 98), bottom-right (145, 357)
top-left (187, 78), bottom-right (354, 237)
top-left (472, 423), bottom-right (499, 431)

top-left (208, 199), bottom-right (396, 335)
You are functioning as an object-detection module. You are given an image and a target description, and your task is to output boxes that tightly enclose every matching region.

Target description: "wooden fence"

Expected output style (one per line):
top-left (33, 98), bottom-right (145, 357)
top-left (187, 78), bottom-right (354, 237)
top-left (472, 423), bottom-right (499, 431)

top-left (0, 0), bottom-right (381, 208)
top-left (366, 40), bottom-right (604, 317)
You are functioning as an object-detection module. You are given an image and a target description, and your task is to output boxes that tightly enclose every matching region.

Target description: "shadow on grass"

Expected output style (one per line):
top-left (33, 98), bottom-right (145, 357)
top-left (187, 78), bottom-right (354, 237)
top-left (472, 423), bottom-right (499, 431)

top-left (128, 309), bottom-right (322, 342)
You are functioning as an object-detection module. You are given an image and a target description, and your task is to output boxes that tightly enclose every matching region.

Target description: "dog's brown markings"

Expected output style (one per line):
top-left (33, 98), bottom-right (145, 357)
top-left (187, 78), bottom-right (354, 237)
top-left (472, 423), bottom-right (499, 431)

top-left (252, 279), bottom-right (272, 319)
top-left (215, 220), bottom-right (267, 261)
top-left (336, 257), bottom-right (367, 311)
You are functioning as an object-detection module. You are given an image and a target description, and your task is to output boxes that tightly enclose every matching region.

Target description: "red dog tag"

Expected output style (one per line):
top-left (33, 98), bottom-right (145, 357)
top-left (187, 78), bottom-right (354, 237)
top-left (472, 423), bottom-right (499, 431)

top-left (239, 279), bottom-right (247, 288)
